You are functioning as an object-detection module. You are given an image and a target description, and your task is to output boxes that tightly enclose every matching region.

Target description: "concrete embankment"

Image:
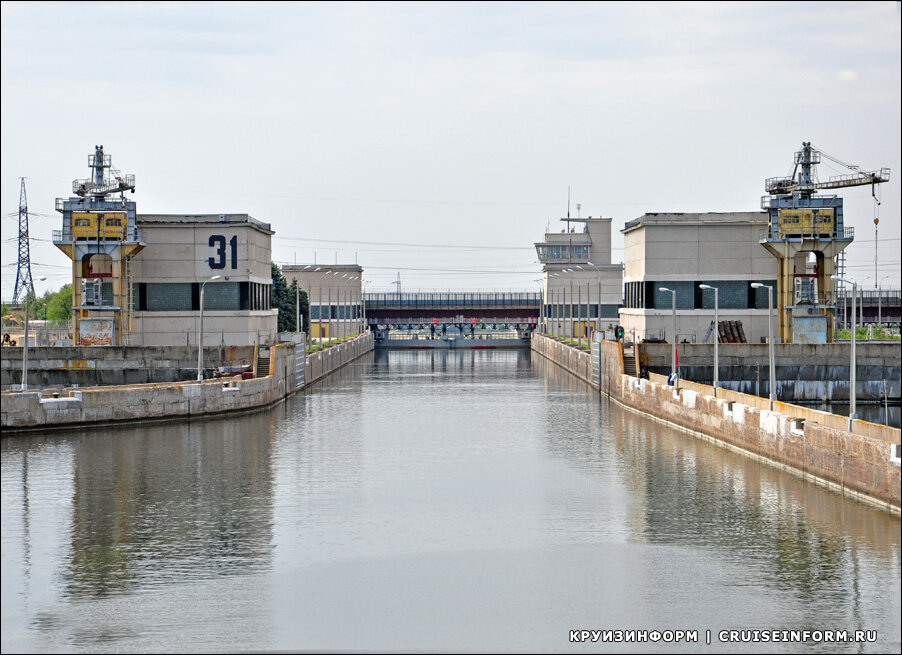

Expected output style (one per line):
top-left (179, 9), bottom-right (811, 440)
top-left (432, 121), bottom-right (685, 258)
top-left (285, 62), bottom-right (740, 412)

top-left (1, 333), bottom-right (374, 432)
top-left (532, 333), bottom-right (901, 513)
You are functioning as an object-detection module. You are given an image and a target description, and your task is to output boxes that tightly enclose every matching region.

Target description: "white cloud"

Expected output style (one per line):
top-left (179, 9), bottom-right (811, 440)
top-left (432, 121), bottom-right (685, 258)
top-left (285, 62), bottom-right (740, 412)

top-left (837, 70), bottom-right (860, 82)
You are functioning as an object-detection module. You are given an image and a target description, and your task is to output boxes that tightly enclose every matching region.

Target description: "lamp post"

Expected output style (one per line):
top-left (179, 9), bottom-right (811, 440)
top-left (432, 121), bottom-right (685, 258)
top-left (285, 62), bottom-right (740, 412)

top-left (197, 275), bottom-right (222, 381)
top-left (876, 276), bottom-right (891, 327)
top-left (832, 275), bottom-right (857, 430)
top-left (533, 279), bottom-right (544, 333)
top-left (699, 284), bottom-right (719, 396)
top-left (20, 276), bottom-right (47, 391)
top-left (659, 287), bottom-right (677, 383)
top-left (751, 283), bottom-right (775, 411)
top-left (362, 280), bottom-right (370, 334)
top-left (585, 261), bottom-right (603, 335)
top-left (295, 284), bottom-right (302, 333)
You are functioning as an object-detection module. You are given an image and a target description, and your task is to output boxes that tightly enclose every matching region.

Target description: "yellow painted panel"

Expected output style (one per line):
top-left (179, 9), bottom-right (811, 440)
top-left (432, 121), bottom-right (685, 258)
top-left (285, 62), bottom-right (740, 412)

top-left (71, 211), bottom-right (127, 239)
top-left (778, 208), bottom-right (835, 237)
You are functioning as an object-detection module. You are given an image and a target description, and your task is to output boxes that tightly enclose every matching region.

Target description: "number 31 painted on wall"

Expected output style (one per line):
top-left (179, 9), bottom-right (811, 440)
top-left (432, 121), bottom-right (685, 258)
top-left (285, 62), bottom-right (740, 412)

top-left (208, 235), bottom-right (238, 269)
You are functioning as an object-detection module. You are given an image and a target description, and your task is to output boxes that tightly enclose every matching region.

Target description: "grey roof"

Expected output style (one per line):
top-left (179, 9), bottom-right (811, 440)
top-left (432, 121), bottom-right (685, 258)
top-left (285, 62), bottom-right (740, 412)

top-left (137, 213), bottom-right (273, 233)
top-left (622, 211), bottom-right (767, 232)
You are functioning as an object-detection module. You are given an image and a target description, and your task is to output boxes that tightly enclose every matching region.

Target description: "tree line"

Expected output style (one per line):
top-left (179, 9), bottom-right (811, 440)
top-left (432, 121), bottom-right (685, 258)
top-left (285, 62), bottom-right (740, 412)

top-left (1, 285), bottom-right (73, 323)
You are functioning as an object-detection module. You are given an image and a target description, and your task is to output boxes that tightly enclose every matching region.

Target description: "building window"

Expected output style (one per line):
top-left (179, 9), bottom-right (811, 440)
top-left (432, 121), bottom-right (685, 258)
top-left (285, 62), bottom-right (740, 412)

top-left (203, 282), bottom-right (241, 310)
top-left (143, 283), bottom-right (194, 311)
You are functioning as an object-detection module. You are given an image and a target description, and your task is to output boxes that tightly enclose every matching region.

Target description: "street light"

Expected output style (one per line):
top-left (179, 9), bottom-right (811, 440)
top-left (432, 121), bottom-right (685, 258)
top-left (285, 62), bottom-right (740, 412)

top-left (362, 280), bottom-right (371, 334)
top-left (533, 279), bottom-right (544, 333)
top-left (197, 275), bottom-right (222, 381)
top-left (699, 284), bottom-right (719, 396)
top-left (585, 261), bottom-right (603, 335)
top-left (20, 276), bottom-right (47, 391)
top-left (751, 283), bottom-right (776, 411)
top-left (877, 276), bottom-right (895, 327)
top-left (831, 275), bottom-right (857, 430)
top-left (658, 287), bottom-right (677, 383)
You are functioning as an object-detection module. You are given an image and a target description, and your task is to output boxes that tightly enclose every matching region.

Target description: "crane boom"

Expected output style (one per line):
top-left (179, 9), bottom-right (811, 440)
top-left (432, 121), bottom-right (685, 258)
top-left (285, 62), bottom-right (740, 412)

top-left (764, 142), bottom-right (889, 196)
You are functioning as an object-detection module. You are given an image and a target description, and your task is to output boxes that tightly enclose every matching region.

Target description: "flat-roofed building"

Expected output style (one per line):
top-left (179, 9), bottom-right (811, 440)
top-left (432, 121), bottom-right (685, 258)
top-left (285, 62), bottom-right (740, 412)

top-left (620, 212), bottom-right (776, 344)
top-left (535, 217), bottom-right (623, 339)
top-left (282, 264), bottom-right (363, 340)
top-left (128, 214), bottom-right (278, 346)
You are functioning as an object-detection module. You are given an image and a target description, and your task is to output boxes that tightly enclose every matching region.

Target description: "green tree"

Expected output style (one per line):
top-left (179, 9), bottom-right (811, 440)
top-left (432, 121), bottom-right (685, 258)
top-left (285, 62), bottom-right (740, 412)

top-left (271, 263), bottom-right (309, 332)
top-left (46, 284), bottom-right (73, 322)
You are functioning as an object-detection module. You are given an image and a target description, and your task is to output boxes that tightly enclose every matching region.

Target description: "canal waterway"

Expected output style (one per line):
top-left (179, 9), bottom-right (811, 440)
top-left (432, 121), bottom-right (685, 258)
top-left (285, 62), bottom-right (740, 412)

top-left (1, 350), bottom-right (900, 653)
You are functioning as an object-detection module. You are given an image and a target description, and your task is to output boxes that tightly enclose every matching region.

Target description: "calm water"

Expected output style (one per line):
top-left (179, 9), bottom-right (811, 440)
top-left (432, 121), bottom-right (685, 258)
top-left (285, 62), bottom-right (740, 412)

top-left (1, 350), bottom-right (900, 653)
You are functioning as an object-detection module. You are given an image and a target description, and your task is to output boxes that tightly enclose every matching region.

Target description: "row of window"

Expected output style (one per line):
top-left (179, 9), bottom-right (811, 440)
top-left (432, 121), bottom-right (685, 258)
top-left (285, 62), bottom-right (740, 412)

top-left (536, 245), bottom-right (589, 261)
top-left (542, 304), bottom-right (621, 319)
top-left (310, 305), bottom-right (363, 319)
top-left (133, 282), bottom-right (271, 312)
top-left (623, 281), bottom-right (777, 310)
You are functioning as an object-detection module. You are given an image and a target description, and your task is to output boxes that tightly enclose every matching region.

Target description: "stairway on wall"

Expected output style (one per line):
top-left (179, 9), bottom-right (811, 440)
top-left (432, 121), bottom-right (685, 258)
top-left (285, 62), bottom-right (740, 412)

top-left (255, 349), bottom-right (271, 378)
top-left (623, 345), bottom-right (638, 377)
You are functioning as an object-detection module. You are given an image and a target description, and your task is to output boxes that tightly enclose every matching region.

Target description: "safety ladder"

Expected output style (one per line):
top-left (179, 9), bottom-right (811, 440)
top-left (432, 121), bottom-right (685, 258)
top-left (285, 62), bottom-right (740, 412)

top-left (123, 256), bottom-right (134, 345)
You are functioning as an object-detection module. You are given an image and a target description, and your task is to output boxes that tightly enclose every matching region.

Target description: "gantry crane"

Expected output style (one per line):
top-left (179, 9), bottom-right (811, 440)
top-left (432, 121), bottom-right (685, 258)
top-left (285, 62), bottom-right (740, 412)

top-left (759, 142), bottom-right (889, 343)
top-left (52, 146), bottom-right (145, 345)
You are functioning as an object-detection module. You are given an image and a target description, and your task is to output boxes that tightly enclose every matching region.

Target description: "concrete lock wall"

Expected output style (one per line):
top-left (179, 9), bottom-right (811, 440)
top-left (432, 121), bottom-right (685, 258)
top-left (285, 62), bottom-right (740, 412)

top-left (1, 345), bottom-right (257, 390)
top-left (532, 332), bottom-right (901, 511)
top-left (639, 342), bottom-right (901, 403)
top-left (304, 333), bottom-right (374, 386)
top-left (1, 333), bottom-right (374, 431)
top-left (530, 334), bottom-right (593, 385)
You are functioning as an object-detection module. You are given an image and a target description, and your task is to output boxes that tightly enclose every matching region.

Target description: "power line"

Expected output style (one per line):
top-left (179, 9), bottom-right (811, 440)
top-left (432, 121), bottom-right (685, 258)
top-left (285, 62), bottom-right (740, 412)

top-left (274, 235), bottom-right (532, 250)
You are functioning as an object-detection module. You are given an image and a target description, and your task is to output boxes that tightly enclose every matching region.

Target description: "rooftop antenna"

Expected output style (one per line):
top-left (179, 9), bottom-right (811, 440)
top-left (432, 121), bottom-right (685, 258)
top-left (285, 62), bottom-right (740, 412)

top-left (564, 186), bottom-right (572, 234)
top-left (13, 177), bottom-right (35, 304)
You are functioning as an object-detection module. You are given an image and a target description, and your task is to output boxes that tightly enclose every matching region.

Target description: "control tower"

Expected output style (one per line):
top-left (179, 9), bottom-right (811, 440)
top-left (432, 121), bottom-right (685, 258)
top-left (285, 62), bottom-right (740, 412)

top-left (52, 146), bottom-right (146, 345)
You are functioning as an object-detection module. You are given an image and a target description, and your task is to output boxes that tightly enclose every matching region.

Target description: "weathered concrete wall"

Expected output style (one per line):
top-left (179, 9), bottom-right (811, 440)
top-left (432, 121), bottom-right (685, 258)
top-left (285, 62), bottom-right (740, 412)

top-left (2, 342), bottom-right (294, 431)
top-left (1, 333), bottom-right (375, 432)
top-left (639, 342), bottom-right (901, 402)
top-left (1, 345), bottom-right (255, 390)
top-left (649, 372), bottom-right (899, 444)
top-left (619, 374), bottom-right (900, 509)
top-left (304, 333), bottom-right (374, 385)
top-left (533, 334), bottom-right (902, 511)
top-left (530, 334), bottom-right (593, 386)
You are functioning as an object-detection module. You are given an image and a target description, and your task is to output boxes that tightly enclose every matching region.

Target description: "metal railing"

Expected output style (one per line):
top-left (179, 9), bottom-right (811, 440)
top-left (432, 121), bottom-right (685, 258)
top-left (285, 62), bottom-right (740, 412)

top-left (364, 292), bottom-right (541, 308)
top-left (759, 226), bottom-right (854, 241)
top-left (384, 331), bottom-right (522, 340)
top-left (836, 288), bottom-right (901, 305)
top-left (369, 316), bottom-right (537, 325)
top-left (52, 228), bottom-right (146, 243)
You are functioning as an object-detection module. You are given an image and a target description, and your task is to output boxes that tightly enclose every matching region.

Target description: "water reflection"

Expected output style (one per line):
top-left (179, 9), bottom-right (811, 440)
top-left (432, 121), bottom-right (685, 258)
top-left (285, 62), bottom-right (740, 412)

top-left (36, 412), bottom-right (275, 598)
top-left (2, 350), bottom-right (900, 653)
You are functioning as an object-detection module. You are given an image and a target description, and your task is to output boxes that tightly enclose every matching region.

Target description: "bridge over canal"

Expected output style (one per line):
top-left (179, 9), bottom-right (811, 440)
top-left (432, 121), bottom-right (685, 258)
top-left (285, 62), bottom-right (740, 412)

top-left (365, 292), bottom-right (541, 347)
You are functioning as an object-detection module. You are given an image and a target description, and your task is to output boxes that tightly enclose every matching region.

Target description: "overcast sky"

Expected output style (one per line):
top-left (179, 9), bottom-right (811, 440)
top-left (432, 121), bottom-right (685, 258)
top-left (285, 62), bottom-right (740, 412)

top-left (2, 1), bottom-right (900, 296)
